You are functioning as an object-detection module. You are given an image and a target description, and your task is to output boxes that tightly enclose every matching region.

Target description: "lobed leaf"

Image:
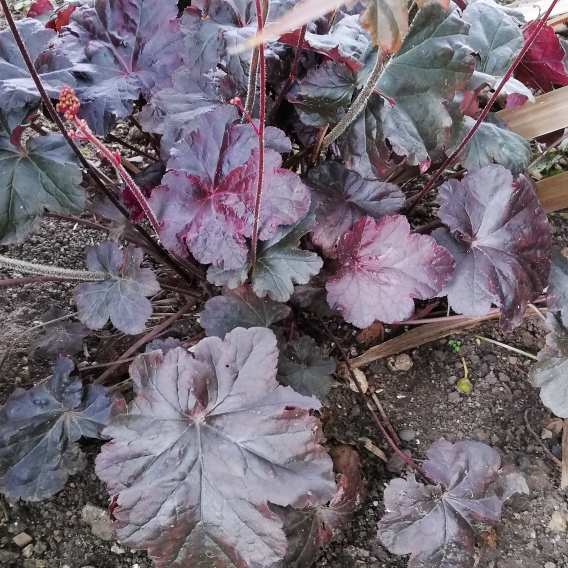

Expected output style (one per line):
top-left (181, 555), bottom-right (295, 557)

top-left (327, 215), bottom-right (455, 328)
top-left (272, 445), bottom-right (365, 566)
top-left (306, 161), bottom-right (404, 257)
top-left (0, 19), bottom-right (75, 131)
top-left (277, 336), bottom-right (336, 399)
top-left (95, 328), bottom-right (335, 568)
top-left (73, 242), bottom-right (160, 335)
top-left (151, 106), bottom-right (308, 270)
top-left (378, 440), bottom-right (529, 568)
top-left (376, 3), bottom-right (474, 153)
top-left (201, 284), bottom-right (291, 337)
top-left (547, 248), bottom-right (568, 328)
top-left (447, 108), bottom-right (530, 175)
top-left (530, 314), bottom-right (568, 418)
top-left (515, 21), bottom-right (568, 93)
top-left (0, 130), bottom-right (85, 245)
top-left (55, 0), bottom-right (187, 134)
top-left (0, 357), bottom-right (119, 501)
top-left (434, 165), bottom-right (551, 332)
top-left (29, 307), bottom-right (90, 359)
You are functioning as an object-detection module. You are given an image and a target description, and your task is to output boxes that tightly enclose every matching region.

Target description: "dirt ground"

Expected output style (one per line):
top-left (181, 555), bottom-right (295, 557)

top-left (2, 2), bottom-right (568, 568)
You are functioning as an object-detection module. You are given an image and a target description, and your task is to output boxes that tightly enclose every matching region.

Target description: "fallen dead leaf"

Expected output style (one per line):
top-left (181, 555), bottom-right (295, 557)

top-left (387, 353), bottom-right (413, 372)
top-left (359, 437), bottom-right (387, 462)
top-left (356, 322), bottom-right (384, 345)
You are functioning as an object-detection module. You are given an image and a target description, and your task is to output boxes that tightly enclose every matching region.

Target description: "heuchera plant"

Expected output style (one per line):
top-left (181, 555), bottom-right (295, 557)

top-left (0, 0), bottom-right (566, 566)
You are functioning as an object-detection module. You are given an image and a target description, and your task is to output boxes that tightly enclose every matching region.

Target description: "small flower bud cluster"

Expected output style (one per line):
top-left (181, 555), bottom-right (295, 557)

top-left (56, 86), bottom-right (80, 120)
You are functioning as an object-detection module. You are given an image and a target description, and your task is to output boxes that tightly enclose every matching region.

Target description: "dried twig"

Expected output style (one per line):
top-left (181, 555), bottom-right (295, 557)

top-left (524, 409), bottom-right (562, 468)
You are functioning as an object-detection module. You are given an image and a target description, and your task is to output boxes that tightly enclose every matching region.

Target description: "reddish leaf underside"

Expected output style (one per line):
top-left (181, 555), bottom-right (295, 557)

top-left (515, 22), bottom-right (568, 92)
top-left (95, 328), bottom-right (335, 568)
top-left (326, 215), bottom-right (455, 328)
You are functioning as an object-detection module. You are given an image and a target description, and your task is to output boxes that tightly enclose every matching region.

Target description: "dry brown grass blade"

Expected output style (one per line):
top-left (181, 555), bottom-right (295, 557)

top-left (562, 418), bottom-right (568, 489)
top-left (497, 86), bottom-right (568, 140)
top-left (228, 0), bottom-right (344, 54)
top-left (535, 172), bottom-right (568, 213)
top-left (351, 308), bottom-right (547, 369)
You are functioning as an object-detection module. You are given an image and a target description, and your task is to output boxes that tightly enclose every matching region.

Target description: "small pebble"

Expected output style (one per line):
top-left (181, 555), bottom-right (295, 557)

top-left (12, 532), bottom-right (33, 548)
top-left (548, 511), bottom-right (566, 532)
top-left (544, 562), bottom-right (556, 568)
top-left (22, 544), bottom-right (34, 558)
top-left (448, 392), bottom-right (460, 403)
top-left (387, 353), bottom-right (413, 371)
top-left (399, 428), bottom-right (416, 442)
top-left (111, 544), bottom-right (125, 555)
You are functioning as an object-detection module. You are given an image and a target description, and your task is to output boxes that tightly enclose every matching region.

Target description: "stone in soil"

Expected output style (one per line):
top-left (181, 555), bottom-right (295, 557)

top-left (81, 504), bottom-right (115, 541)
top-left (12, 532), bottom-right (33, 547)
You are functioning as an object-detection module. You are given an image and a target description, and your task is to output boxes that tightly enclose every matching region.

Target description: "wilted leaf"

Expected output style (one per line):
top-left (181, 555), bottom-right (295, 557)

top-left (272, 445), bottom-right (365, 567)
top-left (378, 440), bottom-right (529, 568)
top-left (326, 215), bottom-right (455, 328)
top-left (54, 0), bottom-right (186, 134)
top-left (277, 336), bottom-right (336, 399)
top-left (0, 357), bottom-right (119, 501)
top-left (74, 242), bottom-right (160, 335)
top-left (377, 3), bottom-right (474, 152)
top-left (0, 130), bottom-right (84, 244)
top-left (95, 328), bottom-right (335, 568)
top-left (306, 161), bottom-right (404, 257)
top-left (530, 314), bottom-right (568, 418)
top-left (359, 0), bottom-right (409, 52)
top-left (548, 248), bottom-right (568, 327)
top-left (356, 322), bottom-right (384, 344)
top-left (434, 165), bottom-right (551, 332)
top-left (45, 4), bottom-right (77, 34)
top-left (29, 307), bottom-right (90, 359)
top-left (0, 19), bottom-right (75, 130)
top-left (447, 108), bottom-right (530, 175)
top-left (150, 105), bottom-right (309, 270)
top-left (201, 284), bottom-right (291, 337)
top-left (515, 22), bottom-right (568, 93)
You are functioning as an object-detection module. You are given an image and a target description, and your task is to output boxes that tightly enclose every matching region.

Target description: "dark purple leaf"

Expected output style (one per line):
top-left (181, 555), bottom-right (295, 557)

top-left (515, 22), bottom-right (568, 92)
top-left (145, 337), bottom-right (187, 354)
top-left (95, 328), bottom-right (335, 568)
top-left (182, 0), bottom-right (296, 92)
top-left (277, 336), bottom-right (336, 399)
top-left (291, 272), bottom-right (339, 317)
top-left (547, 248), bottom-right (568, 328)
top-left (201, 284), bottom-right (291, 337)
top-left (339, 94), bottom-right (429, 180)
top-left (306, 161), bottom-right (404, 257)
top-left (29, 307), bottom-right (91, 359)
top-left (280, 14), bottom-right (370, 71)
top-left (0, 357), bottom-right (119, 501)
top-left (447, 107), bottom-right (530, 175)
top-left (0, 19), bottom-right (75, 131)
top-left (73, 242), bottom-right (160, 334)
top-left (150, 105), bottom-right (309, 270)
top-left (434, 165), bottom-right (551, 332)
top-left (376, 3), bottom-right (474, 152)
top-left (0, 131), bottom-right (84, 244)
top-left (138, 68), bottom-right (225, 157)
top-left (530, 314), bottom-right (568, 418)
top-left (272, 445), bottom-right (365, 566)
top-left (54, 0), bottom-right (186, 134)
top-left (378, 440), bottom-right (529, 568)
top-left (326, 215), bottom-right (455, 328)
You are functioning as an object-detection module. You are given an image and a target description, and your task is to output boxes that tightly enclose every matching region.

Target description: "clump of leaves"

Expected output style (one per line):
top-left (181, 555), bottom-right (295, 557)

top-left (378, 440), bottom-right (529, 568)
top-left (96, 327), bottom-right (336, 568)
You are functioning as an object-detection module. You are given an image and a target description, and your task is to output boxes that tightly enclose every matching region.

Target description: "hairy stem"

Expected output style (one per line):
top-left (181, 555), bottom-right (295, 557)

top-left (44, 212), bottom-right (110, 233)
top-left (316, 314), bottom-right (433, 483)
top-left (269, 25), bottom-right (307, 121)
top-left (406, 0), bottom-right (562, 214)
top-left (321, 48), bottom-right (383, 151)
top-left (250, 0), bottom-right (267, 275)
top-left (244, 49), bottom-right (260, 118)
top-left (0, 254), bottom-right (108, 281)
top-left (0, 276), bottom-right (69, 287)
top-left (95, 301), bottom-right (195, 384)
top-left (0, 0), bottom-right (201, 285)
